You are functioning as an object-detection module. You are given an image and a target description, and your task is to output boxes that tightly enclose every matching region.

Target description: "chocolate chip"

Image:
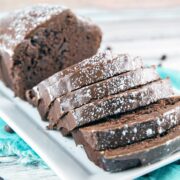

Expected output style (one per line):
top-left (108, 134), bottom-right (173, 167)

top-left (106, 46), bottom-right (112, 51)
top-left (30, 35), bottom-right (39, 45)
top-left (4, 125), bottom-right (15, 134)
top-left (0, 177), bottom-right (4, 180)
top-left (160, 55), bottom-right (167, 61)
top-left (14, 60), bottom-right (22, 65)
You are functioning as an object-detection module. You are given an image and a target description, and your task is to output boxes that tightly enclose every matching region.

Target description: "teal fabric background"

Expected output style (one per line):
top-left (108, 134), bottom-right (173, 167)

top-left (0, 67), bottom-right (180, 178)
top-left (0, 119), bottom-right (47, 167)
top-left (138, 161), bottom-right (180, 180)
top-left (157, 67), bottom-right (180, 90)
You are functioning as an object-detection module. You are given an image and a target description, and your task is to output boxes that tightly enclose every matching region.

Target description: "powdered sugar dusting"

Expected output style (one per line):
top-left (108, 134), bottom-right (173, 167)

top-left (43, 51), bottom-right (142, 94)
top-left (36, 51), bottom-right (108, 88)
top-left (0, 5), bottom-right (66, 52)
top-left (36, 51), bottom-right (143, 113)
top-left (133, 127), bottom-right (137, 133)
top-left (56, 66), bottom-right (159, 116)
top-left (82, 102), bottom-right (180, 150)
top-left (71, 79), bottom-right (173, 127)
top-left (146, 129), bottom-right (153, 136)
top-left (69, 53), bottom-right (142, 89)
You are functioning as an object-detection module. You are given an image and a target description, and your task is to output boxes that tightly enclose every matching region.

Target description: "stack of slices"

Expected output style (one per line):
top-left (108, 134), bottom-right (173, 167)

top-left (27, 51), bottom-right (180, 172)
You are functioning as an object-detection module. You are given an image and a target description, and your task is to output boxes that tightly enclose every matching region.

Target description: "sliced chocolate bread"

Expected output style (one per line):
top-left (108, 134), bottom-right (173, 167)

top-left (28, 50), bottom-right (113, 101)
top-left (81, 125), bottom-right (180, 172)
top-left (52, 79), bottom-right (174, 134)
top-left (27, 52), bottom-right (143, 119)
top-left (48, 66), bottom-right (159, 120)
top-left (73, 97), bottom-right (180, 151)
top-left (0, 5), bottom-right (102, 99)
top-left (27, 51), bottom-right (111, 106)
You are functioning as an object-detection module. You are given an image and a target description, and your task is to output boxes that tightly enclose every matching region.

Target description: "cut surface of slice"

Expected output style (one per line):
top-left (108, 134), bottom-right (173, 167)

top-left (73, 97), bottom-right (180, 150)
top-left (80, 125), bottom-right (180, 172)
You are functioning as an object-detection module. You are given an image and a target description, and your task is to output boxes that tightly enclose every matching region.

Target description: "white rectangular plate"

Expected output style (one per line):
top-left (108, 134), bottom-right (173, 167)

top-left (0, 81), bottom-right (180, 180)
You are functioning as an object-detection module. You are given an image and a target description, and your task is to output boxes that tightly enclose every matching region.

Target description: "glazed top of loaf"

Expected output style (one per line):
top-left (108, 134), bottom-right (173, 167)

top-left (0, 4), bottom-right (91, 56)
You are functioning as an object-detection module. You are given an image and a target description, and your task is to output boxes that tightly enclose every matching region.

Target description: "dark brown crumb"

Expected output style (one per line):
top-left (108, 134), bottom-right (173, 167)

top-left (4, 125), bottom-right (15, 134)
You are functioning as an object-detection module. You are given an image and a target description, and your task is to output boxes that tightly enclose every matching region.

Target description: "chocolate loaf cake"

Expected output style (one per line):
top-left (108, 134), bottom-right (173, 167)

top-left (48, 66), bottom-right (159, 120)
top-left (73, 97), bottom-right (180, 150)
top-left (51, 79), bottom-right (173, 134)
top-left (0, 5), bottom-right (102, 99)
top-left (27, 52), bottom-right (143, 119)
top-left (81, 125), bottom-right (180, 172)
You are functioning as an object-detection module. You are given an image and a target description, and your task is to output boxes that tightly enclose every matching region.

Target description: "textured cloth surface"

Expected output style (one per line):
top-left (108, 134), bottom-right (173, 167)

top-left (137, 161), bottom-right (180, 180)
top-left (0, 119), bottom-right (47, 167)
top-left (0, 67), bottom-right (180, 178)
top-left (157, 67), bottom-right (180, 90)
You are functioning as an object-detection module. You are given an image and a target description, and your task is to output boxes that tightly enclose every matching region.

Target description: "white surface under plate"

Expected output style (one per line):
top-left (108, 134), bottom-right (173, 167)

top-left (0, 81), bottom-right (180, 180)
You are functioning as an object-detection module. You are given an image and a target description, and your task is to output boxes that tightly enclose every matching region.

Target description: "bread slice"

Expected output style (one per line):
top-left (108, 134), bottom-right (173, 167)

top-left (72, 97), bottom-right (180, 150)
top-left (48, 66), bottom-right (159, 121)
top-left (52, 79), bottom-right (174, 134)
top-left (79, 125), bottom-right (180, 172)
top-left (27, 52), bottom-right (143, 119)
top-left (0, 5), bottom-right (102, 99)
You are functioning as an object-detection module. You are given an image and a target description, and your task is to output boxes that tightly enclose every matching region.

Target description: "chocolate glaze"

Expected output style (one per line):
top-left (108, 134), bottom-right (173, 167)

top-left (54, 79), bottom-right (174, 134)
top-left (79, 125), bottom-right (180, 172)
top-left (28, 52), bottom-right (143, 119)
top-left (48, 66), bottom-right (159, 121)
top-left (72, 97), bottom-right (180, 150)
